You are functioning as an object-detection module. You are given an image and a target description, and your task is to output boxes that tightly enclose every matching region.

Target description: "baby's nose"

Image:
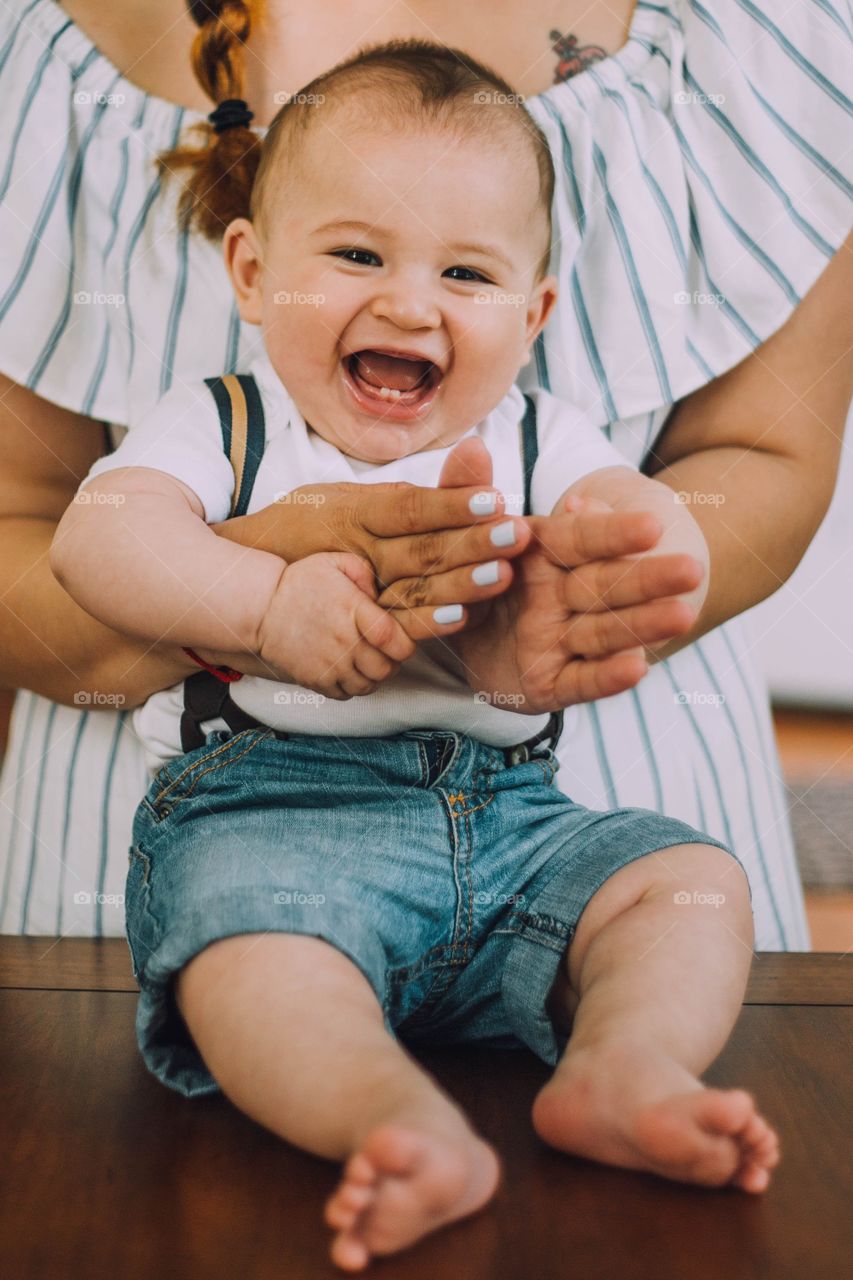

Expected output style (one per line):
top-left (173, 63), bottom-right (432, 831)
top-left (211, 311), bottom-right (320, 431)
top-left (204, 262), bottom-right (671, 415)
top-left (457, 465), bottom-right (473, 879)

top-left (368, 284), bottom-right (442, 329)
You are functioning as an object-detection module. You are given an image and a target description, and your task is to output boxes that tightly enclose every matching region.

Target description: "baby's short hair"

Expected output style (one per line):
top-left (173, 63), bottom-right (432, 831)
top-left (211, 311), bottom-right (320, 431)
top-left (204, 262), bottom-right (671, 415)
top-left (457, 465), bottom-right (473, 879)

top-left (254, 41), bottom-right (555, 279)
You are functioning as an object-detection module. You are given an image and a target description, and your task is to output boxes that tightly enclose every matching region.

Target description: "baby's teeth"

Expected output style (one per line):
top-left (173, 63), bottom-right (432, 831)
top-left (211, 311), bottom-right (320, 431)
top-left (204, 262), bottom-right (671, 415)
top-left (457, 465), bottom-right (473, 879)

top-left (377, 386), bottom-right (402, 400)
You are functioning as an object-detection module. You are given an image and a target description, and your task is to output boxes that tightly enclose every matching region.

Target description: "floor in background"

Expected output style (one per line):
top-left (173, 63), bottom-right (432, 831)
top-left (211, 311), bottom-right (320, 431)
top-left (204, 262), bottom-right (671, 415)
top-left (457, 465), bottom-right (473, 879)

top-left (773, 708), bottom-right (853, 953)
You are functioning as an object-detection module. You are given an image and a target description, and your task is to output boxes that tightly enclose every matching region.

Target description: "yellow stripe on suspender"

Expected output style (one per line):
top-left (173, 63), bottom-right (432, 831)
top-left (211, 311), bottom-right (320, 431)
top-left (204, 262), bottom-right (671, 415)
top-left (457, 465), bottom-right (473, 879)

top-left (221, 374), bottom-right (249, 518)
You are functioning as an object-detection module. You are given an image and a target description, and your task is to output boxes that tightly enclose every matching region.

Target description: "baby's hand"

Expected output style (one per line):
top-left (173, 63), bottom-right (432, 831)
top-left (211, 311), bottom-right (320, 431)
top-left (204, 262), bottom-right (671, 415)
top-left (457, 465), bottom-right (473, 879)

top-left (255, 553), bottom-right (416, 699)
top-left (450, 495), bottom-right (705, 712)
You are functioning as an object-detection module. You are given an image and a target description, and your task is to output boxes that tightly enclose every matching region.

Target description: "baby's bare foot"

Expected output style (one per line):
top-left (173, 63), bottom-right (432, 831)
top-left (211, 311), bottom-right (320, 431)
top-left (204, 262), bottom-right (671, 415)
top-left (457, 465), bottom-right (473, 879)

top-left (323, 1121), bottom-right (500, 1271)
top-left (532, 1039), bottom-right (780, 1192)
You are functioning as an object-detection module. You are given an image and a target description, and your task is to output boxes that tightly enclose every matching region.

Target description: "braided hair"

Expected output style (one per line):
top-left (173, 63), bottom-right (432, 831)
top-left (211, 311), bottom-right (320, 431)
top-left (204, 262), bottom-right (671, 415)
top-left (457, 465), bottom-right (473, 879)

top-left (158, 0), bottom-right (263, 239)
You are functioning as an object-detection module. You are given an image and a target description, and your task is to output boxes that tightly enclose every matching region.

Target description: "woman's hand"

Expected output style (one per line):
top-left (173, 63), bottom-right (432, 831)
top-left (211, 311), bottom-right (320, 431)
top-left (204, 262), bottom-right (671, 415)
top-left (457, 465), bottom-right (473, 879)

top-left (212, 438), bottom-right (532, 641)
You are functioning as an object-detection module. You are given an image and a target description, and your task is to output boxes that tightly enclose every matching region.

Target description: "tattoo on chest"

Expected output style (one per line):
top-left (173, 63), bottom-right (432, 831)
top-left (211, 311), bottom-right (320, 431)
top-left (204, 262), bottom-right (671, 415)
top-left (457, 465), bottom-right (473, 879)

top-left (549, 29), bottom-right (608, 82)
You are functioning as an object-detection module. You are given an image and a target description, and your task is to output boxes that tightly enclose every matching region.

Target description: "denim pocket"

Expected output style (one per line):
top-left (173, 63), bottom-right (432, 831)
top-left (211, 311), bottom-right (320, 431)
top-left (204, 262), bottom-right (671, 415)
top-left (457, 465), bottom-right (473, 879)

top-left (142, 728), bottom-right (270, 823)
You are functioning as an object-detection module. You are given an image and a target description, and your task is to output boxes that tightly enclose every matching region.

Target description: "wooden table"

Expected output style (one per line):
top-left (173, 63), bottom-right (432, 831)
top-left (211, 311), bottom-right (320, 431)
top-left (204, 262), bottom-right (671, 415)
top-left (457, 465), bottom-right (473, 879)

top-left (2, 940), bottom-right (851, 1279)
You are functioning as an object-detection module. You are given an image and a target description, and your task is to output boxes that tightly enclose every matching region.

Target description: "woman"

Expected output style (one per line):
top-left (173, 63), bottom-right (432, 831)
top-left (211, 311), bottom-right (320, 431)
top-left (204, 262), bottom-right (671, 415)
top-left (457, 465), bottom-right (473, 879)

top-left (0, 0), bottom-right (850, 944)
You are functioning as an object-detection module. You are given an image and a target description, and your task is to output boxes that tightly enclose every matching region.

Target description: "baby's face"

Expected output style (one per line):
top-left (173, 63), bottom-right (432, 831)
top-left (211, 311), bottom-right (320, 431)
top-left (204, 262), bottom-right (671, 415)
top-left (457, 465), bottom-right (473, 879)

top-left (225, 119), bottom-right (557, 463)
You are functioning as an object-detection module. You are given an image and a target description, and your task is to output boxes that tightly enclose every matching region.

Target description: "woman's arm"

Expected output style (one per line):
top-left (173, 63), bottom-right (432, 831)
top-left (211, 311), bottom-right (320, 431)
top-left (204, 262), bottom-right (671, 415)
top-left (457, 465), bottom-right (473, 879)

top-left (0, 375), bottom-right (200, 707)
top-left (645, 230), bottom-right (853, 659)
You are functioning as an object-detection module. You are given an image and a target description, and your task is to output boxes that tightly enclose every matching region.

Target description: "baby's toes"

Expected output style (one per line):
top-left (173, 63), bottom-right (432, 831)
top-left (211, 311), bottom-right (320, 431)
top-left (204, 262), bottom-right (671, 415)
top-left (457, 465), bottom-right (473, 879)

top-left (330, 1228), bottom-right (371, 1273)
top-left (742, 1111), bottom-right (776, 1148)
top-left (740, 1114), bottom-right (780, 1163)
top-left (344, 1151), bottom-right (380, 1186)
top-left (324, 1182), bottom-right (376, 1230)
top-left (711, 1089), bottom-right (756, 1131)
top-left (733, 1160), bottom-right (771, 1194)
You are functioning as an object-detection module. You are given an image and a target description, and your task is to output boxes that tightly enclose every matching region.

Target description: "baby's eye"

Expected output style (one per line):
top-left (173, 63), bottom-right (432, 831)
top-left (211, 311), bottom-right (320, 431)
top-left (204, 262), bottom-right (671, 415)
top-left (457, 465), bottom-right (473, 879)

top-left (444, 266), bottom-right (490, 283)
top-left (331, 248), bottom-right (380, 266)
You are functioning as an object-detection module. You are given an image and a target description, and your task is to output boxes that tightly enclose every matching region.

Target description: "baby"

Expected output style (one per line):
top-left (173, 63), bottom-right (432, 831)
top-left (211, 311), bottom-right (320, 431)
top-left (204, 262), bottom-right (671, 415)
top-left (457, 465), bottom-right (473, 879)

top-left (52, 40), bottom-right (779, 1273)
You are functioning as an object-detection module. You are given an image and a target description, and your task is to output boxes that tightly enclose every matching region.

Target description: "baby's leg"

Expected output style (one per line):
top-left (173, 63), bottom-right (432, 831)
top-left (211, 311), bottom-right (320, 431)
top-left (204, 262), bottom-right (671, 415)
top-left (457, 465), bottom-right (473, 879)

top-left (532, 844), bottom-right (780, 1191)
top-left (175, 934), bottom-right (499, 1271)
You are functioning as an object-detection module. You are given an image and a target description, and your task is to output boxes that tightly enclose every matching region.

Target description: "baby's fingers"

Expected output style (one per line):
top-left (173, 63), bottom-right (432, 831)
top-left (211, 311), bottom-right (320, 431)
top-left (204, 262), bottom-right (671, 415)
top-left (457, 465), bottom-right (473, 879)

top-left (354, 596), bottom-right (416, 662)
top-left (533, 508), bottom-right (662, 568)
top-left (561, 553), bottom-right (705, 614)
top-left (563, 597), bottom-right (696, 658)
top-left (351, 641), bottom-right (400, 685)
top-left (554, 650), bottom-right (648, 706)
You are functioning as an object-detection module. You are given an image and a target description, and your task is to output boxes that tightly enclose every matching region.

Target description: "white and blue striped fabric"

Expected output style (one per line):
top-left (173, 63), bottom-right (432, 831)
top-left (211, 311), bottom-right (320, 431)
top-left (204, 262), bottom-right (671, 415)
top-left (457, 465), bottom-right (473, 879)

top-left (0, 0), bottom-right (850, 941)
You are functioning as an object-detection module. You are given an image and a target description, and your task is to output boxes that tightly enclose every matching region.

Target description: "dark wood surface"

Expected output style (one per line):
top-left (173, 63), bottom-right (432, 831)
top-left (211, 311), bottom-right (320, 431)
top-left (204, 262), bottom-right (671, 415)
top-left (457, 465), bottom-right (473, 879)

top-left (4, 937), bottom-right (852, 1003)
top-left (2, 941), bottom-right (851, 1279)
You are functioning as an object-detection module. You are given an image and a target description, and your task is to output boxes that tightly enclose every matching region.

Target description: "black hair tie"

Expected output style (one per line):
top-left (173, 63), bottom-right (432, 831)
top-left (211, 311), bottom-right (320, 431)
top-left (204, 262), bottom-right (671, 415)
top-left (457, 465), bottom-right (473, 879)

top-left (208, 98), bottom-right (255, 134)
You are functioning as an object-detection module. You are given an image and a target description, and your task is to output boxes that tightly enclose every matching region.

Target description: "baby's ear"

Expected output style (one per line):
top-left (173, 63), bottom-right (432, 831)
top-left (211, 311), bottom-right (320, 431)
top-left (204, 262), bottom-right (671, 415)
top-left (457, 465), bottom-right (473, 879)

top-left (524, 273), bottom-right (559, 350)
top-left (223, 218), bottom-right (264, 325)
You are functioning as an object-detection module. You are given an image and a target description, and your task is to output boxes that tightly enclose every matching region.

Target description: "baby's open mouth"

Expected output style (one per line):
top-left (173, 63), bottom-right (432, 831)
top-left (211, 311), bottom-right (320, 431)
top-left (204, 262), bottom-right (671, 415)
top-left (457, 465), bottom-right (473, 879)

top-left (344, 349), bottom-right (442, 408)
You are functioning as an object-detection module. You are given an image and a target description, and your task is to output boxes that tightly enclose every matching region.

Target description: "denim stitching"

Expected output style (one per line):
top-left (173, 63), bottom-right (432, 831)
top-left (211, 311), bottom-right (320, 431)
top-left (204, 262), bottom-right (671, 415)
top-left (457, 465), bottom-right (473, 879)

top-left (152, 729), bottom-right (258, 805)
top-left (126, 846), bottom-right (158, 976)
top-left (151, 729), bottom-right (271, 814)
top-left (442, 781), bottom-right (495, 963)
top-left (129, 845), bottom-right (152, 887)
top-left (532, 756), bottom-right (556, 786)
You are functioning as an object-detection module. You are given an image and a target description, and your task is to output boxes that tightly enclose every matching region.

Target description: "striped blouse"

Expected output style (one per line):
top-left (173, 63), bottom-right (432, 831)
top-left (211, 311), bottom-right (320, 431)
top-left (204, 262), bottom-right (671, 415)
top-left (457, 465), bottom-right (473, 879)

top-left (0, 0), bottom-right (850, 942)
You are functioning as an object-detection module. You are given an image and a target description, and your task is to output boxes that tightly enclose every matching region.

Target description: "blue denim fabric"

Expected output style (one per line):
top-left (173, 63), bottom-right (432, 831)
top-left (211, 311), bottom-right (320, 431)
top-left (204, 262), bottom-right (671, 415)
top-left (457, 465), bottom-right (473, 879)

top-left (126, 727), bottom-right (736, 1096)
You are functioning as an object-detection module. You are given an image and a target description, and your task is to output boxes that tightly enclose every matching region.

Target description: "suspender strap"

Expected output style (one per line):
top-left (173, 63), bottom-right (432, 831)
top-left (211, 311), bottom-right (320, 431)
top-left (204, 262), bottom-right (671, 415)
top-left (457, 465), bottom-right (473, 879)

top-left (203, 373), bottom-right (267, 517)
top-left (180, 671), bottom-right (270, 753)
top-left (180, 375), bottom-right (270, 753)
top-left (509, 390), bottom-right (564, 762)
top-left (520, 392), bottom-right (538, 519)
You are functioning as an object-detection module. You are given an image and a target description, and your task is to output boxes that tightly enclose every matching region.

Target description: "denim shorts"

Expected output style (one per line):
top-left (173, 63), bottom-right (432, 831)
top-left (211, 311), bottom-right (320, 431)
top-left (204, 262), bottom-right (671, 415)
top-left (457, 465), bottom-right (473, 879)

top-left (126, 726), bottom-right (735, 1097)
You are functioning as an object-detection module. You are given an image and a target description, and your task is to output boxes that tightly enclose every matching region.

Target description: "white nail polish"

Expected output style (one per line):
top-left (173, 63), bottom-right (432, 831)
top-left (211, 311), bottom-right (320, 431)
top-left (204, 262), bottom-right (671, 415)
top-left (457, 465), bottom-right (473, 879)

top-left (490, 520), bottom-right (516, 548)
top-left (472, 560), bottom-right (500, 586)
top-left (469, 491), bottom-right (497, 516)
top-left (433, 604), bottom-right (463, 624)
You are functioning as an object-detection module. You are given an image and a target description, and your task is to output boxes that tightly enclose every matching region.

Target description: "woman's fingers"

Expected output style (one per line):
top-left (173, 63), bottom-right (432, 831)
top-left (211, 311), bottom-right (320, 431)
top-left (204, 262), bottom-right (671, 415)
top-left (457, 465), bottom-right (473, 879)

top-left (372, 514), bottom-right (531, 585)
top-left (560, 553), bottom-right (705, 613)
top-left (531, 508), bottom-right (663, 568)
top-left (363, 480), bottom-right (507, 537)
top-left (385, 603), bottom-right (472, 643)
top-left (376, 557), bottom-right (514, 612)
top-left (562, 597), bottom-right (697, 658)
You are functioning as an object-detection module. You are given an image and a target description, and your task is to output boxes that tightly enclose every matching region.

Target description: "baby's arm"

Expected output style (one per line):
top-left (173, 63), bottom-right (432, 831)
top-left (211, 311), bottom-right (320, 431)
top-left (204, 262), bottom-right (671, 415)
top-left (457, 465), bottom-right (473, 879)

top-left (50, 467), bottom-right (414, 699)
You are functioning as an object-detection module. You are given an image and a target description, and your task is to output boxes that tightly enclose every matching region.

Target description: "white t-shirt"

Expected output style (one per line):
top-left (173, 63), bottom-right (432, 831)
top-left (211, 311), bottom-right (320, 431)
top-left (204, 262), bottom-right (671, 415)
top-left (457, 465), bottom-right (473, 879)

top-left (83, 350), bottom-right (630, 772)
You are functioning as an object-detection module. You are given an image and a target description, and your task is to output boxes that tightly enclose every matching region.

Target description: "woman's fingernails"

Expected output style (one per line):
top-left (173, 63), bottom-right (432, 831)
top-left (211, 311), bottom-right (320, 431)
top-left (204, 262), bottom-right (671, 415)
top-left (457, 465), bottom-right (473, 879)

top-left (433, 604), bottom-right (464, 624)
top-left (490, 520), bottom-right (516, 548)
top-left (472, 560), bottom-right (500, 586)
top-left (469, 491), bottom-right (497, 516)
